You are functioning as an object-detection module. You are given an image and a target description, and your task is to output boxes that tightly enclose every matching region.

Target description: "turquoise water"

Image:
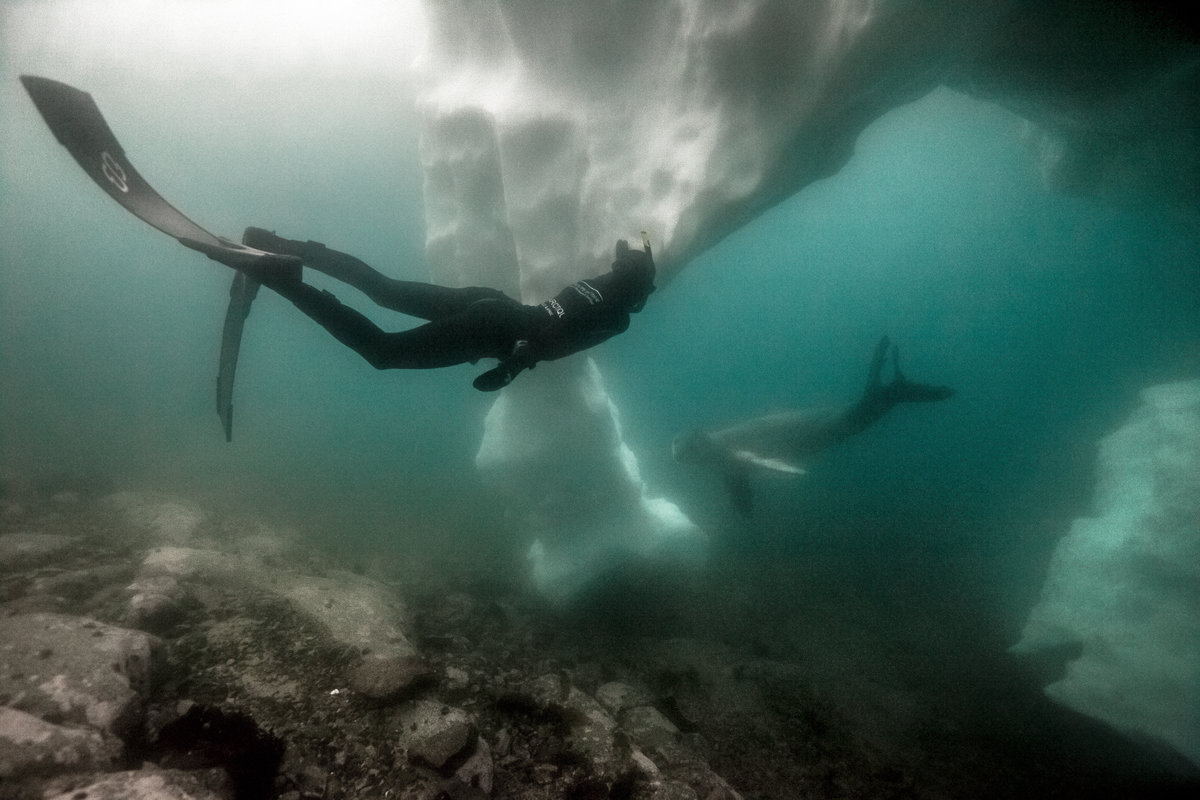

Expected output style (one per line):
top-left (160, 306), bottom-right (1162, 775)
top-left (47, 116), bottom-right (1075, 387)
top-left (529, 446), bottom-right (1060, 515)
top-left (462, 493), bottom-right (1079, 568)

top-left (4, 73), bottom-right (1199, 580)
top-left (3, 25), bottom-right (1200, 792)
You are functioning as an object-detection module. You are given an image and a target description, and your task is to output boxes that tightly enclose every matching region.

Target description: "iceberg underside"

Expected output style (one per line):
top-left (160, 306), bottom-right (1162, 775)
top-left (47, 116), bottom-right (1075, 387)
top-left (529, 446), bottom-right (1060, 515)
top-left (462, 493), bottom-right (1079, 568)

top-left (414, 0), bottom-right (1200, 653)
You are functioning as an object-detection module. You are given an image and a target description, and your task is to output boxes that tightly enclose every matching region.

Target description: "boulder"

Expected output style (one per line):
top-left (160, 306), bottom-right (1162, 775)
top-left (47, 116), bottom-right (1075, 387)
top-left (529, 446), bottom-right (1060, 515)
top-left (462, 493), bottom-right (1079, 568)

top-left (0, 613), bottom-right (159, 739)
top-left (43, 767), bottom-right (234, 800)
top-left (0, 532), bottom-right (76, 571)
top-left (0, 706), bottom-right (121, 779)
top-left (347, 653), bottom-right (434, 702)
top-left (396, 700), bottom-right (477, 771)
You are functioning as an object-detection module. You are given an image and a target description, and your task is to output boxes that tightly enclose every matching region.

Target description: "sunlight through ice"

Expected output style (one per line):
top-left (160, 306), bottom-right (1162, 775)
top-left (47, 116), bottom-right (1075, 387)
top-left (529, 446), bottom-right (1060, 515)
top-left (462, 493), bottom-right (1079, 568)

top-left (2, 0), bottom-right (426, 79)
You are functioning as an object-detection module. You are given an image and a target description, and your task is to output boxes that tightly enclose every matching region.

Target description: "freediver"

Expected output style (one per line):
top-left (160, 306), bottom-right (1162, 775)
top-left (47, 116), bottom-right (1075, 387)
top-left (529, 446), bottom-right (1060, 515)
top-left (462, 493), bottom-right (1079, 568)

top-left (19, 74), bottom-right (655, 406)
top-left (214, 229), bottom-right (656, 392)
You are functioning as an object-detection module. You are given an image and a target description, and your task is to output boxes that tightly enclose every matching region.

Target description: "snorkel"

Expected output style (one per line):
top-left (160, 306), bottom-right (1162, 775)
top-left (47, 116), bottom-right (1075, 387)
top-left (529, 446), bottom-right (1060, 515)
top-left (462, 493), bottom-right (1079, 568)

top-left (625, 231), bottom-right (655, 312)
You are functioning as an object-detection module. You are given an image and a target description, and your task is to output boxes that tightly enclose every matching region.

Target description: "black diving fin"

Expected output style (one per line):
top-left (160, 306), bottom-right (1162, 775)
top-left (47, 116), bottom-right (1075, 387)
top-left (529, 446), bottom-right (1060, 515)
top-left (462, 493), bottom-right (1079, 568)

top-left (216, 269), bottom-right (261, 442)
top-left (20, 75), bottom-right (301, 275)
top-left (21, 75), bottom-right (304, 441)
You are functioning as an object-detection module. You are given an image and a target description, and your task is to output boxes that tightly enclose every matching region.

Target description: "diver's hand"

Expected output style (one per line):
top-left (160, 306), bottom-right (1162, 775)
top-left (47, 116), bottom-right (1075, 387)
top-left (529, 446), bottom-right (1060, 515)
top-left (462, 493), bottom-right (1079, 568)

top-left (472, 340), bottom-right (535, 392)
top-left (473, 364), bottom-right (517, 392)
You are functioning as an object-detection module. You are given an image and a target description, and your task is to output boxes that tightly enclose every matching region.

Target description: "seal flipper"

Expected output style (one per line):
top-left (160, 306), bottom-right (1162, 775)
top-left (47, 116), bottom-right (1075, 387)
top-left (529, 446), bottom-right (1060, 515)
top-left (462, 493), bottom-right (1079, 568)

top-left (889, 380), bottom-right (955, 403)
top-left (865, 336), bottom-right (890, 392)
top-left (723, 470), bottom-right (754, 517)
top-left (731, 449), bottom-right (806, 475)
top-left (887, 343), bottom-right (955, 403)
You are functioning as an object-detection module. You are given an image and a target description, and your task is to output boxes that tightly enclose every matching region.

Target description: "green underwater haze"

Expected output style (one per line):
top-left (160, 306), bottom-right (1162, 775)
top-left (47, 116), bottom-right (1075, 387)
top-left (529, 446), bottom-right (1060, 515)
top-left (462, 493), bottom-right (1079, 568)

top-left (2, 6), bottom-right (1200, 791)
top-left (4, 64), bottom-right (1200, 602)
top-left (2, 57), bottom-right (1199, 581)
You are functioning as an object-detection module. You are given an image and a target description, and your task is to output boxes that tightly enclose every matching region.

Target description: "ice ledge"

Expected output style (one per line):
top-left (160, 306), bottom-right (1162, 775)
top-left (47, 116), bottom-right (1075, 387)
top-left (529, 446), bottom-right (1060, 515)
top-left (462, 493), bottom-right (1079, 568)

top-left (1012, 380), bottom-right (1200, 768)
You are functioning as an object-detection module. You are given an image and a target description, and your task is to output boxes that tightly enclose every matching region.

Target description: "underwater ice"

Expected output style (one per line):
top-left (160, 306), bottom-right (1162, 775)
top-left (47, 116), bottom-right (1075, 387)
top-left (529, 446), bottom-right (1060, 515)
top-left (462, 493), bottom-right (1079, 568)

top-left (1013, 381), bottom-right (1200, 768)
top-left (413, 0), bottom-right (1200, 599)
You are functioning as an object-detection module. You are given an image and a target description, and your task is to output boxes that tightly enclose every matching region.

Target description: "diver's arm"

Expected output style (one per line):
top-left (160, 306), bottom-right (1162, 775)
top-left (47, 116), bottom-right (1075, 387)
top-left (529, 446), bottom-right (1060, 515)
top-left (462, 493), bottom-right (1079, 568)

top-left (471, 307), bottom-right (630, 391)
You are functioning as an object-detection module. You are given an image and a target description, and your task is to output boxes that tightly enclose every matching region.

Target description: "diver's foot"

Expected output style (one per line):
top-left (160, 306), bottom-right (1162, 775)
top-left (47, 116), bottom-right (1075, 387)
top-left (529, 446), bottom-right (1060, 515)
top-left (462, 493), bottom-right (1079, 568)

top-left (178, 236), bottom-right (303, 281)
top-left (241, 251), bottom-right (303, 283)
top-left (242, 226), bottom-right (327, 260)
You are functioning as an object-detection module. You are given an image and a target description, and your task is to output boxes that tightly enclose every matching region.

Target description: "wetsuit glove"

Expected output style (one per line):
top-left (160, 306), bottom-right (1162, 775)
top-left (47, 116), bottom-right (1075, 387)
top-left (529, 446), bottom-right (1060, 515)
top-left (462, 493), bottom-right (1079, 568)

top-left (472, 341), bottom-right (535, 392)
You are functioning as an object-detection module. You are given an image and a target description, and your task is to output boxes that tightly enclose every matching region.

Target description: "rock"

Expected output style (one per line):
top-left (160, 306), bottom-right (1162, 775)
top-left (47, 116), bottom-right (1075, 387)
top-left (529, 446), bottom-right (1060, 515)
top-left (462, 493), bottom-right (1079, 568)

top-left (0, 532), bottom-right (76, 570)
top-left (105, 492), bottom-right (205, 544)
top-left (0, 613), bottom-right (159, 739)
top-left (652, 782), bottom-right (700, 800)
top-left (562, 688), bottom-right (620, 774)
top-left (620, 705), bottom-right (681, 753)
top-left (454, 735), bottom-right (494, 795)
top-left (31, 565), bottom-right (129, 607)
top-left (531, 762), bottom-right (558, 784)
top-left (138, 546), bottom-right (416, 658)
top-left (0, 706), bottom-right (121, 778)
top-left (596, 681), bottom-right (652, 716)
top-left (444, 665), bottom-right (471, 692)
top-left (510, 672), bottom-right (571, 712)
top-left (43, 767), bottom-right (234, 800)
top-left (397, 700), bottom-right (476, 771)
top-left (278, 571), bottom-right (415, 658)
top-left (629, 746), bottom-right (660, 780)
top-left (124, 574), bottom-right (190, 633)
top-left (347, 654), bottom-right (434, 702)
top-left (505, 673), bottom-right (623, 775)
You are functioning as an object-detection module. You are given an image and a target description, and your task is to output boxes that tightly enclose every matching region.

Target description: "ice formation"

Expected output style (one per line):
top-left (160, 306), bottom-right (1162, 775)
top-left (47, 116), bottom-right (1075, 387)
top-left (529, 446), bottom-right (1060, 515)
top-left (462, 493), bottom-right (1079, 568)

top-left (1012, 381), bottom-right (1200, 768)
top-left (413, 0), bottom-right (1200, 599)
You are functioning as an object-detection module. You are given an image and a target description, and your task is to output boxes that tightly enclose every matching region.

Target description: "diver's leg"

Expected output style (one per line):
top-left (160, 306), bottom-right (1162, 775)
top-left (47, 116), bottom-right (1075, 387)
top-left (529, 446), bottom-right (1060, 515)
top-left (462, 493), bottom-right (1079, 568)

top-left (244, 227), bottom-right (506, 319)
top-left (260, 277), bottom-right (525, 370)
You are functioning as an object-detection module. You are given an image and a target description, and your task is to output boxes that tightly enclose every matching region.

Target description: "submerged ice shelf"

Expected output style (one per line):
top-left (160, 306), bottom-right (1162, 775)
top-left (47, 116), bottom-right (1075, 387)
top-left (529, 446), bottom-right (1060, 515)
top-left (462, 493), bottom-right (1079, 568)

top-left (414, 0), bottom-right (1200, 601)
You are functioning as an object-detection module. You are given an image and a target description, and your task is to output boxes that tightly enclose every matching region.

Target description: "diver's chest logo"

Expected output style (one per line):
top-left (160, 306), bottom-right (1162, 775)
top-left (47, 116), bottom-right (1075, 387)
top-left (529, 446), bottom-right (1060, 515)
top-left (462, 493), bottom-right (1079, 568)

top-left (100, 151), bottom-right (129, 193)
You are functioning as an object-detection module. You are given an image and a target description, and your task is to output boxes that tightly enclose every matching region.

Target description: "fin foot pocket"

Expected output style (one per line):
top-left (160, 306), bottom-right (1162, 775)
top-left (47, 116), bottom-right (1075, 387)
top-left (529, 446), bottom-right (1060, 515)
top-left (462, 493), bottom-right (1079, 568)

top-left (180, 237), bottom-right (302, 281)
top-left (241, 226), bottom-right (325, 259)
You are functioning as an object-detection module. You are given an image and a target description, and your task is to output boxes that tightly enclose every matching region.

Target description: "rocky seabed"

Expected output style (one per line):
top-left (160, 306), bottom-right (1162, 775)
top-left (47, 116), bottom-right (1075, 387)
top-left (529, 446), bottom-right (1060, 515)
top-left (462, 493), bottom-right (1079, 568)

top-left (0, 484), bottom-right (746, 800)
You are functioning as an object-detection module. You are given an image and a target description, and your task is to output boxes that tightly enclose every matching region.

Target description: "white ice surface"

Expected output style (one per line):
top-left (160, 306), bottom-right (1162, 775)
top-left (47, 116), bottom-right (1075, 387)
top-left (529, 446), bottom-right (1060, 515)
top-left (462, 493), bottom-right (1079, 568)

top-left (1013, 381), bottom-right (1200, 767)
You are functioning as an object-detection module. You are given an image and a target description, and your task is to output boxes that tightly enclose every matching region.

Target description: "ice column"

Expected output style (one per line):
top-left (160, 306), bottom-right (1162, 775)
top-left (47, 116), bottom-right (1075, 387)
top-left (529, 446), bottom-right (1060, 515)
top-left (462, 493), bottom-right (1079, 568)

top-left (417, 62), bottom-right (705, 604)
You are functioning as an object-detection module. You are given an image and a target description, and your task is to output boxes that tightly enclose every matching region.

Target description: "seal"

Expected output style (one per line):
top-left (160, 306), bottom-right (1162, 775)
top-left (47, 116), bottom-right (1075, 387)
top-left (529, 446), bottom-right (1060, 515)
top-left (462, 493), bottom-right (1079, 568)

top-left (673, 336), bottom-right (954, 515)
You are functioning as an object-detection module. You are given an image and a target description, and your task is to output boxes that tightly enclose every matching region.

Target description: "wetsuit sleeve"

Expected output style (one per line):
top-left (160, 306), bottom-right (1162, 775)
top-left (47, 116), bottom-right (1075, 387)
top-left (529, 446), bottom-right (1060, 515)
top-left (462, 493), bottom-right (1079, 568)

top-left (472, 275), bottom-right (634, 390)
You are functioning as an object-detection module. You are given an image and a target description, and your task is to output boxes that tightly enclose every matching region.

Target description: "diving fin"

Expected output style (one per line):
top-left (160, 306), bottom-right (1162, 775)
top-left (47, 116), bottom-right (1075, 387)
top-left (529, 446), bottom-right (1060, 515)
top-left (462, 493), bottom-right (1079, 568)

top-left (20, 75), bottom-right (300, 277)
top-left (216, 270), bottom-right (261, 442)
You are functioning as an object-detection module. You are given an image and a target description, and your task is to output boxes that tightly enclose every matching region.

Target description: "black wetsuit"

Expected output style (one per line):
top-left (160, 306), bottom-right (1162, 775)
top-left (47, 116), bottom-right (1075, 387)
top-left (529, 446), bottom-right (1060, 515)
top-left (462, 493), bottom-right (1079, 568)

top-left (253, 233), bottom-right (654, 391)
